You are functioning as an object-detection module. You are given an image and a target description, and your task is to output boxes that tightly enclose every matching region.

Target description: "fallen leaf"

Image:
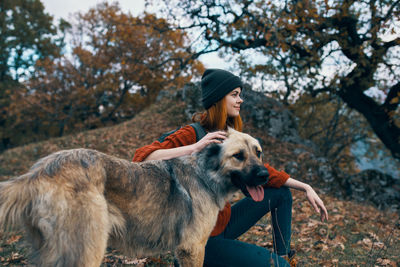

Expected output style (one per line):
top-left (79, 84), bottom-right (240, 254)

top-left (6, 235), bottom-right (22, 245)
top-left (297, 237), bottom-right (312, 243)
top-left (368, 231), bottom-right (380, 241)
top-left (122, 258), bottom-right (147, 265)
top-left (375, 258), bottom-right (397, 267)
top-left (357, 238), bottom-right (373, 249)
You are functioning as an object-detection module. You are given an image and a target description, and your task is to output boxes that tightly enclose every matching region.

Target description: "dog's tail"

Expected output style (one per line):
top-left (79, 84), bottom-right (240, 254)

top-left (0, 168), bottom-right (111, 266)
top-left (0, 174), bottom-right (34, 231)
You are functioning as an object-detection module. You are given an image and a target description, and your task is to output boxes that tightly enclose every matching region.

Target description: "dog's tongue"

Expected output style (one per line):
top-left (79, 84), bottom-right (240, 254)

top-left (246, 185), bottom-right (264, 202)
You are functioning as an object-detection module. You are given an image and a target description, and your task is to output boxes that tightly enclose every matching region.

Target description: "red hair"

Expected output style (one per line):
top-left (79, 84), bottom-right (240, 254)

top-left (192, 97), bottom-right (243, 132)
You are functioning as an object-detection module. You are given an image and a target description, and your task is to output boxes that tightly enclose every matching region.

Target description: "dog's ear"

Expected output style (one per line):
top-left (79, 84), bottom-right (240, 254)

top-left (256, 137), bottom-right (263, 147)
top-left (204, 143), bottom-right (222, 171)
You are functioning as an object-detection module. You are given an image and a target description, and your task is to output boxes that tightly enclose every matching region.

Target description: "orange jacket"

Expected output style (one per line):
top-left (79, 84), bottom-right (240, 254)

top-left (132, 125), bottom-right (290, 236)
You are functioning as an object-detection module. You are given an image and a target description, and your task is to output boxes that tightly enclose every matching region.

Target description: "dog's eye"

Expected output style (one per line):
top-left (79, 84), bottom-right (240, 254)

top-left (232, 152), bottom-right (244, 161)
top-left (256, 150), bottom-right (262, 158)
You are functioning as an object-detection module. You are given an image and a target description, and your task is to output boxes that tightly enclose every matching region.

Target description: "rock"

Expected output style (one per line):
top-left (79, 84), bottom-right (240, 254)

top-left (181, 83), bottom-right (203, 119)
top-left (240, 85), bottom-right (303, 144)
top-left (285, 161), bottom-right (299, 175)
top-left (346, 170), bottom-right (400, 211)
top-left (155, 88), bottom-right (176, 102)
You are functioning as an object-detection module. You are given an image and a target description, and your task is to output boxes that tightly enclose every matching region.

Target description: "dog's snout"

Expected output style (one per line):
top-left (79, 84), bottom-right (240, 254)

top-left (257, 169), bottom-right (269, 180)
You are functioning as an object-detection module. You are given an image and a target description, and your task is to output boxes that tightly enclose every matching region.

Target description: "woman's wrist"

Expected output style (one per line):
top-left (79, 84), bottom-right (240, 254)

top-left (304, 184), bottom-right (313, 194)
top-left (295, 182), bottom-right (311, 192)
top-left (285, 178), bottom-right (312, 192)
top-left (190, 143), bottom-right (200, 154)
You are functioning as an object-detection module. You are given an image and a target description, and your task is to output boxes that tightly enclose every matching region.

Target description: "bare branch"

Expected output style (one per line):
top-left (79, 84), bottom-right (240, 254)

top-left (379, 0), bottom-right (400, 25)
top-left (383, 81), bottom-right (400, 112)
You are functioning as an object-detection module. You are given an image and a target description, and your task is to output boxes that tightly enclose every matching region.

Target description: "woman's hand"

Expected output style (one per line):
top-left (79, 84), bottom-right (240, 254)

top-left (283, 178), bottom-right (329, 222)
top-left (305, 185), bottom-right (329, 222)
top-left (145, 131), bottom-right (227, 161)
top-left (193, 131), bottom-right (227, 153)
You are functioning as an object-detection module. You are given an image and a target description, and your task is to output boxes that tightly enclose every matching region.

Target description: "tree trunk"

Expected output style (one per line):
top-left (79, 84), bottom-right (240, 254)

top-left (337, 86), bottom-right (400, 160)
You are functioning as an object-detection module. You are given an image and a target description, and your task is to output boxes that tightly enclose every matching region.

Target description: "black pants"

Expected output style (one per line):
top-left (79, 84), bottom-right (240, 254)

top-left (203, 186), bottom-right (293, 267)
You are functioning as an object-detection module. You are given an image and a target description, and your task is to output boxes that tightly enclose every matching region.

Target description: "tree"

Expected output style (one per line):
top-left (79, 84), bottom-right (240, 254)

top-left (290, 93), bottom-right (369, 174)
top-left (0, 0), bottom-right (60, 82)
top-left (0, 0), bottom-right (63, 150)
top-left (10, 2), bottom-right (204, 146)
top-left (149, 0), bottom-right (400, 160)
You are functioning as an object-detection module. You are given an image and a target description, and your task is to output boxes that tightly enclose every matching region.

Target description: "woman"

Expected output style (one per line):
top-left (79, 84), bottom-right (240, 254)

top-left (133, 69), bottom-right (328, 267)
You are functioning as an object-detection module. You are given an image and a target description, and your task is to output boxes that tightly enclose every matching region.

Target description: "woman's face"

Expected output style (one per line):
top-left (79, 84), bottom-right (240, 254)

top-left (225, 87), bottom-right (243, 117)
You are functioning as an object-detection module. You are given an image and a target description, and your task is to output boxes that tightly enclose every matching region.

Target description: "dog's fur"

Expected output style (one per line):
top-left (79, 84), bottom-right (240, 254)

top-left (0, 128), bottom-right (269, 267)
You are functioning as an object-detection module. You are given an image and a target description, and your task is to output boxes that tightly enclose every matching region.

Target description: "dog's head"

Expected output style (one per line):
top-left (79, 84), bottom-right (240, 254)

top-left (202, 128), bottom-right (269, 202)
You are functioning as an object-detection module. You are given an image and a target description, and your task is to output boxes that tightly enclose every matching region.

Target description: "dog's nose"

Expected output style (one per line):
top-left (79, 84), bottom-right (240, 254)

top-left (257, 169), bottom-right (269, 180)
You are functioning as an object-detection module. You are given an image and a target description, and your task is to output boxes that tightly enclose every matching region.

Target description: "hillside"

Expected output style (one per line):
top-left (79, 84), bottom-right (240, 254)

top-left (0, 87), bottom-right (399, 266)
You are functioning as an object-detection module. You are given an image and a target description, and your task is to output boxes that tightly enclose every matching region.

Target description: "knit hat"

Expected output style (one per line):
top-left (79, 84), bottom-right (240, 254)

top-left (201, 69), bottom-right (243, 109)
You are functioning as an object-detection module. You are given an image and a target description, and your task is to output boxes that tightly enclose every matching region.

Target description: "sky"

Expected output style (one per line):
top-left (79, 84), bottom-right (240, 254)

top-left (40, 0), bottom-right (228, 69)
top-left (42, 0), bottom-right (145, 19)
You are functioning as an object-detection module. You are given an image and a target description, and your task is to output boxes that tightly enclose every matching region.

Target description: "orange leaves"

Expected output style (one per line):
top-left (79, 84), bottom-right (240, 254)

top-left (9, 2), bottom-right (205, 148)
top-left (5, 235), bottom-right (21, 245)
top-left (0, 252), bottom-right (26, 265)
top-left (356, 231), bottom-right (386, 252)
top-left (264, 32), bottom-right (272, 42)
top-left (0, 233), bottom-right (27, 265)
top-left (375, 258), bottom-right (398, 267)
top-left (357, 237), bottom-right (385, 251)
top-left (286, 24), bottom-right (298, 32)
top-left (263, 190), bottom-right (400, 265)
top-left (293, 214), bottom-right (347, 253)
top-left (103, 251), bottom-right (148, 266)
top-left (389, 92), bottom-right (400, 105)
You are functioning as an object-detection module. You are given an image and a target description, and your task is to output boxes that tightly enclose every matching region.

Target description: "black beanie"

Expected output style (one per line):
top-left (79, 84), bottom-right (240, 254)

top-left (201, 69), bottom-right (243, 109)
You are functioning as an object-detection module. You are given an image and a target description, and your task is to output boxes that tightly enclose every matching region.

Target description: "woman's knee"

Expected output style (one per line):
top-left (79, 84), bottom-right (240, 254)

top-left (264, 186), bottom-right (292, 200)
top-left (262, 186), bottom-right (292, 208)
top-left (279, 186), bottom-right (292, 202)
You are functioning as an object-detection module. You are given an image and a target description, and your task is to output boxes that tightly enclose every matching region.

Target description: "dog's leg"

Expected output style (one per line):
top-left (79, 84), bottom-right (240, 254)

top-left (27, 189), bottom-right (110, 267)
top-left (175, 239), bottom-right (207, 267)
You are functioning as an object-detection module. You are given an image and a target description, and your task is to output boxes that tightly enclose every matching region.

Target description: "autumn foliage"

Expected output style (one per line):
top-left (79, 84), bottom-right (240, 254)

top-left (0, 0), bottom-right (62, 150)
top-left (1, 2), bottom-right (204, 150)
top-left (149, 0), bottom-right (400, 160)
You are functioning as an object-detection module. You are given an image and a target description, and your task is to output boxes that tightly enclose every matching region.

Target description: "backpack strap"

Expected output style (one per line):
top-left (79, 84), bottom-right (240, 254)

top-left (157, 127), bottom-right (181, 143)
top-left (157, 122), bottom-right (206, 143)
top-left (190, 122), bottom-right (207, 141)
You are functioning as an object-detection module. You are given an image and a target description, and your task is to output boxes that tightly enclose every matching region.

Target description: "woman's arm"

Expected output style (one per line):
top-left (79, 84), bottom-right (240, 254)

top-left (145, 131), bottom-right (227, 161)
top-left (145, 144), bottom-right (198, 161)
top-left (284, 178), bottom-right (329, 222)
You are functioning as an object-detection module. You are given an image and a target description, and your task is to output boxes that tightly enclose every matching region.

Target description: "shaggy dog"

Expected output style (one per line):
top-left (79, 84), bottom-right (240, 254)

top-left (0, 128), bottom-right (269, 267)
